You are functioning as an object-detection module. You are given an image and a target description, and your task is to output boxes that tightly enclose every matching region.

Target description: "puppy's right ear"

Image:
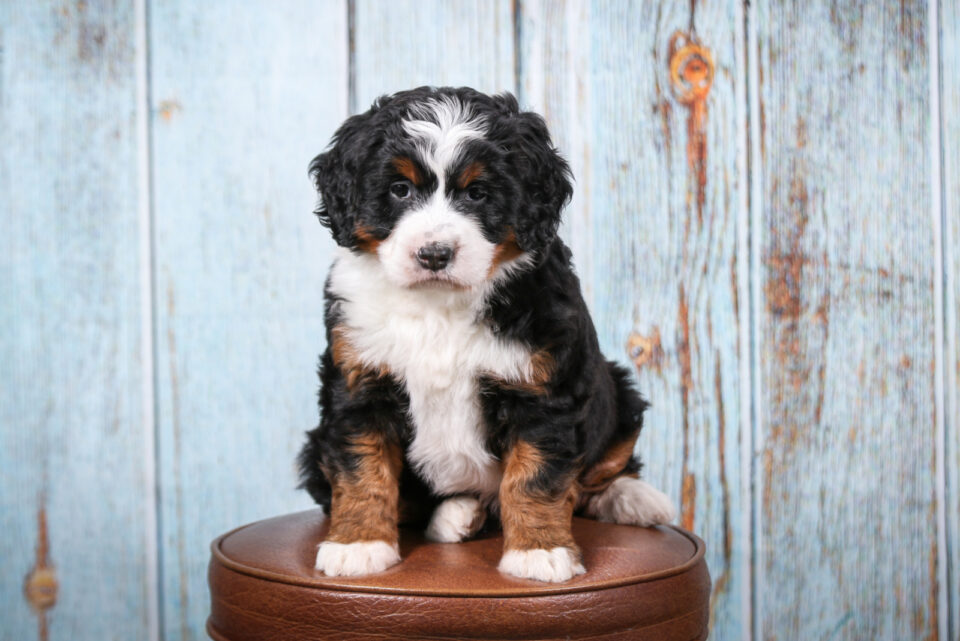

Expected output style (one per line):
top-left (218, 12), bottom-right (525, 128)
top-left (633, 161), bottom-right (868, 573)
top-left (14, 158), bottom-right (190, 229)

top-left (309, 108), bottom-right (380, 247)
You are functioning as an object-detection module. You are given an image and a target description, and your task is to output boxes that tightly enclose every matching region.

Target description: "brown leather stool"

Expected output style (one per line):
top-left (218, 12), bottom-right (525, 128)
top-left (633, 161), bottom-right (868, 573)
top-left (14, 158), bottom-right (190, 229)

top-left (207, 510), bottom-right (710, 640)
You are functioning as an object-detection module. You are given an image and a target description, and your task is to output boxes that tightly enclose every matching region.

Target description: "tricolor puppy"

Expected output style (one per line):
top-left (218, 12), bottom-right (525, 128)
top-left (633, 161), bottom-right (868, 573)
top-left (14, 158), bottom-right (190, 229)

top-left (298, 86), bottom-right (676, 583)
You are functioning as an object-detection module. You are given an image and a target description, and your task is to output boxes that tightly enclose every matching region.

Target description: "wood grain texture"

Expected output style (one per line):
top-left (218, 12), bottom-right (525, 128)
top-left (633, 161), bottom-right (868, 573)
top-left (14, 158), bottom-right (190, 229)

top-left (518, 2), bottom-right (747, 637)
top-left (0, 2), bottom-right (154, 639)
top-left (941, 0), bottom-right (959, 638)
top-left (753, 3), bottom-right (939, 639)
top-left (148, 1), bottom-right (346, 638)
top-left (352, 0), bottom-right (515, 111)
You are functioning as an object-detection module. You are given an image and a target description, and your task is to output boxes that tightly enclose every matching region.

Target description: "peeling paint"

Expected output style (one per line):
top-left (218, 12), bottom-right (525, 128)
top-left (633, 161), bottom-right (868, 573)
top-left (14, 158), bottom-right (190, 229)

top-left (677, 284), bottom-right (695, 531)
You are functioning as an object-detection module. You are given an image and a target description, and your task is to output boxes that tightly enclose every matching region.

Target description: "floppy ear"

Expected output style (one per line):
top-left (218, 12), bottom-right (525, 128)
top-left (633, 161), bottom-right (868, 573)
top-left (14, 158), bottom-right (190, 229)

top-left (491, 94), bottom-right (573, 257)
top-left (308, 105), bottom-right (382, 247)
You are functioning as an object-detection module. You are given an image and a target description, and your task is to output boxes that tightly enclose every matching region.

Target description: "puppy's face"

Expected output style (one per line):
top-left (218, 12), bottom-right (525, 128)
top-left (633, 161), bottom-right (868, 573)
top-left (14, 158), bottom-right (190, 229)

top-left (310, 88), bottom-right (572, 289)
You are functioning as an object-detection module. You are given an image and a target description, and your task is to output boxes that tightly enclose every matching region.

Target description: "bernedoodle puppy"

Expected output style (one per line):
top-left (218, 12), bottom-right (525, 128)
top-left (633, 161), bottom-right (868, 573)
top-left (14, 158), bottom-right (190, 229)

top-left (298, 86), bottom-right (676, 583)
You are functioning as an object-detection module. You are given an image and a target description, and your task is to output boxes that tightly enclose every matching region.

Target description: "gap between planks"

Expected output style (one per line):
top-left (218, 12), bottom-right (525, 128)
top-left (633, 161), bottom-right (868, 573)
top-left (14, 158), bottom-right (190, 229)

top-left (135, 0), bottom-right (160, 639)
top-left (929, 0), bottom-right (950, 640)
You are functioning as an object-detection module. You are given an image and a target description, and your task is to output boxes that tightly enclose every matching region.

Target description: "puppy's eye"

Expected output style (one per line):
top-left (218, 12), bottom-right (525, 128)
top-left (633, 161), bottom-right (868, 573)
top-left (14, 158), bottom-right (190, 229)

top-left (466, 185), bottom-right (487, 202)
top-left (390, 182), bottom-right (411, 199)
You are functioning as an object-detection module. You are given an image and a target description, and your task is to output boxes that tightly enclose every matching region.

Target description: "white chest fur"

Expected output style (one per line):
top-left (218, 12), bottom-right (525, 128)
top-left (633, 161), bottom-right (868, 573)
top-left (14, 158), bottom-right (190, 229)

top-left (328, 250), bottom-right (535, 498)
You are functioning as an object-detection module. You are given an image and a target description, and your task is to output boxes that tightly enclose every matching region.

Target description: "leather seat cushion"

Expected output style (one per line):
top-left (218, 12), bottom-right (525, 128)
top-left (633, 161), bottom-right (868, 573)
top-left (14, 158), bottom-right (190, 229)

top-left (207, 510), bottom-right (710, 640)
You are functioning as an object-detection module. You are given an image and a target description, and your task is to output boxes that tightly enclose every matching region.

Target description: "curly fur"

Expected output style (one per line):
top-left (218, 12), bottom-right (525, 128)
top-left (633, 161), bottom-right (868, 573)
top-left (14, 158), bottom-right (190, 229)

top-left (297, 86), bottom-right (673, 582)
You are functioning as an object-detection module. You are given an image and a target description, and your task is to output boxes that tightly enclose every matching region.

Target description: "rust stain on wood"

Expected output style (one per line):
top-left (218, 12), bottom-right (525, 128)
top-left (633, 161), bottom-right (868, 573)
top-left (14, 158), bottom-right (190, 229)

top-left (669, 32), bottom-right (713, 227)
top-left (24, 500), bottom-right (57, 641)
top-left (711, 355), bottom-right (733, 601)
top-left (627, 327), bottom-right (663, 373)
top-left (677, 284), bottom-right (695, 531)
top-left (765, 172), bottom-right (808, 322)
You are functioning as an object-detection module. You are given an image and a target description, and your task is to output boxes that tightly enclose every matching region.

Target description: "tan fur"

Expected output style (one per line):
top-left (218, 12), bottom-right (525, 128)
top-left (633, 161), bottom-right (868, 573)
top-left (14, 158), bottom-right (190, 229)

top-left (392, 156), bottom-right (423, 186)
top-left (486, 230), bottom-right (524, 278)
top-left (330, 325), bottom-right (390, 391)
top-left (499, 441), bottom-right (580, 553)
top-left (577, 430), bottom-right (640, 509)
top-left (490, 348), bottom-right (554, 395)
top-left (326, 432), bottom-right (402, 544)
top-left (456, 161), bottom-right (484, 188)
top-left (353, 226), bottom-right (383, 254)
top-left (580, 430), bottom-right (640, 493)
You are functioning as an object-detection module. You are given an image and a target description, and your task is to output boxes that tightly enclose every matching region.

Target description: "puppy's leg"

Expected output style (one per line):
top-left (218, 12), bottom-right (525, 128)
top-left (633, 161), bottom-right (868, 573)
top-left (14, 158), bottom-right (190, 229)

top-left (585, 476), bottom-right (676, 526)
top-left (316, 432), bottom-right (403, 576)
top-left (497, 441), bottom-right (585, 583)
top-left (425, 496), bottom-right (486, 543)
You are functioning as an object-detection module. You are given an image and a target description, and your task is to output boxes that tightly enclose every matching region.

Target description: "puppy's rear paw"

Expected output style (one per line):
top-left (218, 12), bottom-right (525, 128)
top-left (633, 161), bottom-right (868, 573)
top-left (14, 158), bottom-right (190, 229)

top-left (315, 540), bottom-right (400, 576)
top-left (586, 477), bottom-right (677, 526)
top-left (425, 496), bottom-right (485, 543)
top-left (498, 547), bottom-right (586, 583)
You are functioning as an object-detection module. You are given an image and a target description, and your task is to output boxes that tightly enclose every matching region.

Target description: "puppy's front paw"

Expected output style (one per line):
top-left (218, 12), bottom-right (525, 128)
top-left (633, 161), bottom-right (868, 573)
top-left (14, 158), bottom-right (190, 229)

top-left (498, 547), bottom-right (586, 583)
top-left (425, 496), bottom-right (485, 543)
top-left (587, 476), bottom-right (677, 526)
top-left (315, 540), bottom-right (400, 577)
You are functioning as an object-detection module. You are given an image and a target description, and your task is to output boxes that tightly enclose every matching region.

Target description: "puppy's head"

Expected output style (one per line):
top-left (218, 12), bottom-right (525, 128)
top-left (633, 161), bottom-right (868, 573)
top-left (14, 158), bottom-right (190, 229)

top-left (310, 87), bottom-right (572, 289)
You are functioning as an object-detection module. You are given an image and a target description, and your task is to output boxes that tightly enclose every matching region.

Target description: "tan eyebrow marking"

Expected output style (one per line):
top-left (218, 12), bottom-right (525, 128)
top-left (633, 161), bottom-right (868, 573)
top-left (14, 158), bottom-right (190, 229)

top-left (456, 161), bottom-right (485, 188)
top-left (392, 156), bottom-right (423, 186)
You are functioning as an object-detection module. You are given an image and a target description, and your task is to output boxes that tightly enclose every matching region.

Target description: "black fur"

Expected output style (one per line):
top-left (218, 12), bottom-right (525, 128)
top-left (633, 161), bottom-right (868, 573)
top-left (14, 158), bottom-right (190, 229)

top-left (299, 86), bottom-right (647, 519)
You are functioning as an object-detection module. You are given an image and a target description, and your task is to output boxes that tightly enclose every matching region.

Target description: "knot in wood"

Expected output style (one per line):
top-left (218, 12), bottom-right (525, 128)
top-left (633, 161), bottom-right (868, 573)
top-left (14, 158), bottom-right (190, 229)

top-left (669, 34), bottom-right (713, 105)
top-left (24, 566), bottom-right (58, 612)
top-left (627, 328), bottom-right (663, 372)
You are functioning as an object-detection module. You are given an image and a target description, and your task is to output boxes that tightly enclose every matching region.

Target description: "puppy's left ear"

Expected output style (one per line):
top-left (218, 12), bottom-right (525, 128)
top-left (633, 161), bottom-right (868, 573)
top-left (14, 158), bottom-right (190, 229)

top-left (309, 103), bottom-right (382, 247)
top-left (493, 95), bottom-right (573, 256)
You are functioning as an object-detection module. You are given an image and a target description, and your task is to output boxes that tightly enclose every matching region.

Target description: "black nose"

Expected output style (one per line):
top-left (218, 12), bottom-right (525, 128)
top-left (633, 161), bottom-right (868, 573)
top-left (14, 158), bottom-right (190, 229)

top-left (416, 243), bottom-right (454, 271)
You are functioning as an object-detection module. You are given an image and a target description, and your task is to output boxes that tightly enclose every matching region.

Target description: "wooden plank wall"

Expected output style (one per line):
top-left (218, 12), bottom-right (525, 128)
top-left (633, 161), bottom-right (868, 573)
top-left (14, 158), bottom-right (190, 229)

top-left (752, 3), bottom-right (940, 639)
top-left (0, 2), bottom-right (155, 640)
top-left (517, 4), bottom-right (748, 638)
top-left (148, 2), bottom-right (345, 639)
top-left (0, 2), bottom-right (955, 640)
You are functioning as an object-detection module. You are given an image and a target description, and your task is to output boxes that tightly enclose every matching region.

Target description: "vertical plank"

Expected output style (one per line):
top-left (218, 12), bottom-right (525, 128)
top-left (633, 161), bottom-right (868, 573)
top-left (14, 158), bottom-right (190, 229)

top-left (352, 0), bottom-right (515, 111)
top-left (753, 3), bottom-right (938, 639)
top-left (518, 1), bottom-right (748, 638)
top-left (941, 0), bottom-right (960, 637)
top-left (148, 2), bottom-right (347, 638)
top-left (0, 2), bottom-right (154, 639)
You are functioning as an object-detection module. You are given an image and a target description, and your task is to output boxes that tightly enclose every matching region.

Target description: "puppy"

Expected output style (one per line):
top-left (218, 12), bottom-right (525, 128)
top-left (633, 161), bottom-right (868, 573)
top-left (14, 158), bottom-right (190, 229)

top-left (298, 86), bottom-right (676, 583)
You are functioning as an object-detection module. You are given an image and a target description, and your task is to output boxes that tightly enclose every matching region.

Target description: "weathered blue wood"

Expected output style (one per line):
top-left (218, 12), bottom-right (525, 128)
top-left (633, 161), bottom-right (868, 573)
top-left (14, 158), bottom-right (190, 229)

top-left (942, 0), bottom-right (960, 637)
top-left (519, 2), bottom-right (749, 638)
top-left (752, 3), bottom-right (939, 639)
top-left (353, 0), bottom-right (515, 111)
top-left (148, 2), bottom-right (347, 638)
top-left (0, 2), bottom-right (154, 640)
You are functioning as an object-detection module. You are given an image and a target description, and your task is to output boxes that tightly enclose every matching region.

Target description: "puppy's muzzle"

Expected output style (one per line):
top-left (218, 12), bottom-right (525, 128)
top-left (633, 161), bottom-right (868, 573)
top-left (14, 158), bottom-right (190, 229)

top-left (416, 242), bottom-right (455, 271)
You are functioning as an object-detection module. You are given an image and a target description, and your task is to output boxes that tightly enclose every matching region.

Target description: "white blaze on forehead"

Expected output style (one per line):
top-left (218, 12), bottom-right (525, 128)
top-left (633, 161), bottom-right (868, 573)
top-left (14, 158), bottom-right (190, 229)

top-left (403, 96), bottom-right (486, 178)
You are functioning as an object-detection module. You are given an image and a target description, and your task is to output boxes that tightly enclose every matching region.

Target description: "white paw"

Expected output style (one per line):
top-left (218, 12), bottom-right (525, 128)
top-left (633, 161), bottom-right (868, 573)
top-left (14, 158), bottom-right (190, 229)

top-left (425, 496), bottom-right (485, 543)
top-left (586, 476), bottom-right (677, 526)
top-left (498, 547), bottom-right (586, 583)
top-left (315, 540), bottom-right (400, 577)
